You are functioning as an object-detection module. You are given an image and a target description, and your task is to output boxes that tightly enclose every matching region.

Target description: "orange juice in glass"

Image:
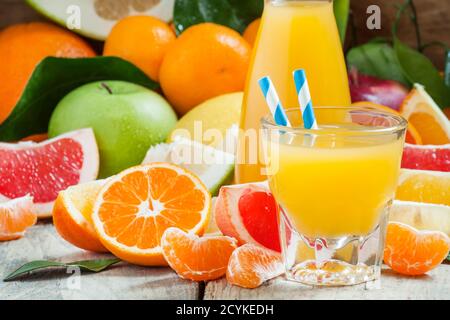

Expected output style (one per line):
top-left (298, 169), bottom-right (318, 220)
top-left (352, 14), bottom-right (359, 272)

top-left (262, 107), bottom-right (407, 286)
top-left (236, 0), bottom-right (351, 183)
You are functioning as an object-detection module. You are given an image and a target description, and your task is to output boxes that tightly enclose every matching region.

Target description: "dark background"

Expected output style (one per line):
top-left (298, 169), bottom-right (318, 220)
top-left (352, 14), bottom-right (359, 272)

top-left (1, 0), bottom-right (449, 69)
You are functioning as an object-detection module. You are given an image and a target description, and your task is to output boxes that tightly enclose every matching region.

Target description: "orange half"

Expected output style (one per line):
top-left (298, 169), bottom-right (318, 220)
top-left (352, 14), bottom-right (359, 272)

top-left (53, 180), bottom-right (108, 252)
top-left (400, 84), bottom-right (450, 145)
top-left (92, 163), bottom-right (211, 266)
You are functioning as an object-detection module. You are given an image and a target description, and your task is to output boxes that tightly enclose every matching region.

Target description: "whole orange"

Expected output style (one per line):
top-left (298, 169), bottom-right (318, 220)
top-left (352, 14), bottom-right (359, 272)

top-left (0, 22), bottom-right (95, 124)
top-left (103, 16), bottom-right (176, 82)
top-left (159, 23), bottom-right (251, 115)
top-left (243, 18), bottom-right (261, 46)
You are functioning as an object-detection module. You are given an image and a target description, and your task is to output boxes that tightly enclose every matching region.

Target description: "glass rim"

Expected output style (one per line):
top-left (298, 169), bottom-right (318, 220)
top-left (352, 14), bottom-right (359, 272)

top-left (260, 106), bottom-right (408, 137)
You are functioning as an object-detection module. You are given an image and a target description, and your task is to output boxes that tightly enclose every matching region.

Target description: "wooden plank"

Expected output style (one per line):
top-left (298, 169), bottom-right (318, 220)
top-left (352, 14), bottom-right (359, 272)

top-left (205, 266), bottom-right (450, 300)
top-left (0, 222), bottom-right (199, 300)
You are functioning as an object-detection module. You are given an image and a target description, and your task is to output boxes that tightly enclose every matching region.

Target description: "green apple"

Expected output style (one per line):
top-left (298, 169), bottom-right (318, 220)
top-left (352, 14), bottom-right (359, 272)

top-left (49, 81), bottom-right (178, 178)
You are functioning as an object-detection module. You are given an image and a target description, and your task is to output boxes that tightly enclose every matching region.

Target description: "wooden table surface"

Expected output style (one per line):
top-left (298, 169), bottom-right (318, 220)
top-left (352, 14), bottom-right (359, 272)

top-left (1, 222), bottom-right (448, 300)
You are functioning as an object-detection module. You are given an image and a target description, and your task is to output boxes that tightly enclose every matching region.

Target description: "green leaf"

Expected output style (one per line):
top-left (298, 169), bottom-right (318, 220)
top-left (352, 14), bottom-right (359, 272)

top-left (333, 0), bottom-right (350, 44)
top-left (3, 258), bottom-right (121, 282)
top-left (394, 38), bottom-right (450, 108)
top-left (346, 42), bottom-right (411, 86)
top-left (173, 0), bottom-right (264, 35)
top-left (0, 56), bottom-right (158, 142)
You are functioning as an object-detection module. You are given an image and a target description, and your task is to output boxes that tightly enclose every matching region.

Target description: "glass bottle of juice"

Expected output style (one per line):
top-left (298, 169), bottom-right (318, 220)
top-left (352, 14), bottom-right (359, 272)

top-left (235, 0), bottom-right (351, 183)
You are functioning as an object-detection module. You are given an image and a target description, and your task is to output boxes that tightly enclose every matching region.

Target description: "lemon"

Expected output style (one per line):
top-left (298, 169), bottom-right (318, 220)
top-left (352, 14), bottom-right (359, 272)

top-left (168, 92), bottom-right (243, 151)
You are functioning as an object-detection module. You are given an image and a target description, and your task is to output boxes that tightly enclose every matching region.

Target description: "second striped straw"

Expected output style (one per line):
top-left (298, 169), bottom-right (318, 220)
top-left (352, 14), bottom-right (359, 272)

top-left (293, 69), bottom-right (318, 130)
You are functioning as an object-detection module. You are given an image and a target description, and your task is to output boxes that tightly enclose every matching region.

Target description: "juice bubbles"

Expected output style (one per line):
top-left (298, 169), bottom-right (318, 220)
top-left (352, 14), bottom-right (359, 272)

top-left (236, 0), bottom-right (351, 183)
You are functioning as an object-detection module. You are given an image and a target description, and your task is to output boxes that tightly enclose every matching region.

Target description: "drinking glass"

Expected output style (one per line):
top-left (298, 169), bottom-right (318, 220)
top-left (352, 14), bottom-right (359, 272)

top-left (261, 106), bottom-right (407, 286)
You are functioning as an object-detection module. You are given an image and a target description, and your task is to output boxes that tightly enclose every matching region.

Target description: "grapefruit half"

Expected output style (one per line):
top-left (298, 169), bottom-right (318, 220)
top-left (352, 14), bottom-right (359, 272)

top-left (0, 128), bottom-right (99, 218)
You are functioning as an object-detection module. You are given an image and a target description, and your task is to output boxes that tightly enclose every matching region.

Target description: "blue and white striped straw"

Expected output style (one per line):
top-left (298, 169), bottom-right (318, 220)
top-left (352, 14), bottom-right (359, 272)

top-left (258, 77), bottom-right (291, 127)
top-left (293, 69), bottom-right (318, 130)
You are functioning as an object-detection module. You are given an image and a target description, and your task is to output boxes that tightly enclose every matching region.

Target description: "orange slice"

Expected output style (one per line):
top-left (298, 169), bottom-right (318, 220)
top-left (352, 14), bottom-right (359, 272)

top-left (400, 84), bottom-right (450, 145)
top-left (351, 101), bottom-right (422, 144)
top-left (161, 227), bottom-right (237, 281)
top-left (92, 163), bottom-right (211, 266)
top-left (53, 180), bottom-right (108, 252)
top-left (226, 244), bottom-right (284, 289)
top-left (384, 222), bottom-right (450, 275)
top-left (0, 196), bottom-right (36, 241)
top-left (396, 169), bottom-right (450, 206)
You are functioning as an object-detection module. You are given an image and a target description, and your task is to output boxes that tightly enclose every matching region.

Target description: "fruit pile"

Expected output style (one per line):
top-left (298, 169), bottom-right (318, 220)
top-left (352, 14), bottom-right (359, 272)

top-left (0, 0), bottom-right (448, 289)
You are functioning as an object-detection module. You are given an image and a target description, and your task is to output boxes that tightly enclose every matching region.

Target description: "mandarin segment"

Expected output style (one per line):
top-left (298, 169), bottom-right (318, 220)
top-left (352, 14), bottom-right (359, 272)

top-left (121, 171), bottom-right (149, 201)
top-left (0, 196), bottom-right (36, 241)
top-left (92, 163), bottom-right (211, 266)
top-left (148, 166), bottom-right (178, 199)
top-left (384, 222), bottom-right (450, 275)
top-left (102, 181), bottom-right (141, 205)
top-left (161, 227), bottom-right (237, 281)
top-left (226, 244), bottom-right (284, 289)
top-left (160, 209), bottom-right (201, 230)
top-left (165, 189), bottom-right (206, 211)
top-left (116, 217), bottom-right (146, 247)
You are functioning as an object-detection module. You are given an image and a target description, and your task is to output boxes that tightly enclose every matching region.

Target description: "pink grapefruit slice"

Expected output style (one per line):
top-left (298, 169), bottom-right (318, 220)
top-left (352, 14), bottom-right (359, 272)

top-left (401, 143), bottom-right (449, 172)
top-left (215, 182), bottom-right (281, 252)
top-left (0, 129), bottom-right (99, 218)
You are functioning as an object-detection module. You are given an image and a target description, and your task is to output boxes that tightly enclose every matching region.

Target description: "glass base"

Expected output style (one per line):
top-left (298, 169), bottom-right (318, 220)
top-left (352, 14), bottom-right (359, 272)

top-left (287, 260), bottom-right (379, 286)
top-left (280, 209), bottom-right (388, 286)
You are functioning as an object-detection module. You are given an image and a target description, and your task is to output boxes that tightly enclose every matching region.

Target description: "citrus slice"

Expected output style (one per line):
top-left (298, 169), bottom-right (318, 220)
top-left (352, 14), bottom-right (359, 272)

top-left (351, 101), bottom-right (422, 144)
top-left (168, 92), bottom-right (243, 151)
top-left (215, 182), bottom-right (281, 252)
top-left (161, 227), bottom-right (237, 281)
top-left (53, 180), bottom-right (108, 252)
top-left (400, 84), bottom-right (450, 145)
top-left (26, 0), bottom-right (175, 40)
top-left (390, 200), bottom-right (450, 236)
top-left (0, 196), bottom-right (36, 241)
top-left (401, 143), bottom-right (450, 172)
top-left (0, 129), bottom-right (99, 218)
top-left (92, 163), bottom-right (211, 266)
top-left (384, 222), bottom-right (450, 275)
top-left (143, 137), bottom-right (235, 195)
top-left (226, 244), bottom-right (284, 289)
top-left (396, 169), bottom-right (450, 206)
